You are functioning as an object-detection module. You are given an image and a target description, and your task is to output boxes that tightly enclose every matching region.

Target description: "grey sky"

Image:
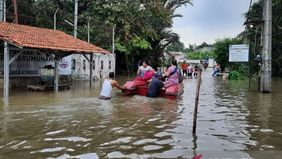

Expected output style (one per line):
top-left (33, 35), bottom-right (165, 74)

top-left (172, 0), bottom-right (255, 47)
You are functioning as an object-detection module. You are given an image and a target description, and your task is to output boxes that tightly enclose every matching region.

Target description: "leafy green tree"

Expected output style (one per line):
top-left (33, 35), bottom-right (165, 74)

top-left (186, 51), bottom-right (215, 60)
top-left (165, 41), bottom-right (185, 51)
top-left (5, 0), bottom-right (192, 75)
top-left (194, 42), bottom-right (209, 50)
top-left (213, 38), bottom-right (248, 74)
top-left (144, 0), bottom-right (192, 67)
top-left (244, 0), bottom-right (282, 77)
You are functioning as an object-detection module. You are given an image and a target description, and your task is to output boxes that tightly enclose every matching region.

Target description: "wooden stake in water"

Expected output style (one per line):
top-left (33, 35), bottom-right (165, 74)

top-left (192, 70), bottom-right (202, 134)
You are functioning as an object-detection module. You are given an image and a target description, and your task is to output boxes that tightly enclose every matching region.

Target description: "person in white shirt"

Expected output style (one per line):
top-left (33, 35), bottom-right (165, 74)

top-left (137, 60), bottom-right (154, 77)
top-left (99, 72), bottom-right (125, 100)
top-left (187, 64), bottom-right (193, 79)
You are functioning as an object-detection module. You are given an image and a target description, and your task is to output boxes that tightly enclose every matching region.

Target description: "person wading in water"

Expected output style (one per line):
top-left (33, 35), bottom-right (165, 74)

top-left (99, 72), bottom-right (125, 100)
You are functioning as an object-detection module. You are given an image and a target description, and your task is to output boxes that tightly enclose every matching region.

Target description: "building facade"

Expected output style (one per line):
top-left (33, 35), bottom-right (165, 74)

top-left (0, 51), bottom-right (115, 88)
top-left (168, 51), bottom-right (187, 62)
top-left (70, 53), bottom-right (115, 80)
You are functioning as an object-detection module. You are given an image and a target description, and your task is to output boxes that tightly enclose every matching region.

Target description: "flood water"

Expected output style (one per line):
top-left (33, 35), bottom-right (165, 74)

top-left (1, 69), bottom-right (282, 159)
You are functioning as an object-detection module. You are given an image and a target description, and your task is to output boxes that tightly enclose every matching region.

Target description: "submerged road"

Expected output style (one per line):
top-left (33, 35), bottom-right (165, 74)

top-left (0, 68), bottom-right (282, 158)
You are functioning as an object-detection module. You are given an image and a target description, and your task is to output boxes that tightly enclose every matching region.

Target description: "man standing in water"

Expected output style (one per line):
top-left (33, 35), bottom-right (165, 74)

top-left (181, 61), bottom-right (188, 77)
top-left (99, 72), bottom-right (125, 100)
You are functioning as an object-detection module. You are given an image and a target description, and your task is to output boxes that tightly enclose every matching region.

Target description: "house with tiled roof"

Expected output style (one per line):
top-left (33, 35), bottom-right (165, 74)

top-left (0, 22), bottom-right (115, 93)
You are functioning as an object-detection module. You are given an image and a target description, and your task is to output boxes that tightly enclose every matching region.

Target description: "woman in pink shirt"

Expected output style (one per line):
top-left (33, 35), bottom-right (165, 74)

top-left (164, 60), bottom-right (179, 88)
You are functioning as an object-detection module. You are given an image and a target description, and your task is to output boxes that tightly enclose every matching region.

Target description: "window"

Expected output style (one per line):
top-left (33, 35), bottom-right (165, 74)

top-left (101, 60), bottom-right (104, 70)
top-left (93, 60), bottom-right (95, 70)
top-left (109, 61), bottom-right (112, 70)
top-left (72, 59), bottom-right (76, 70)
top-left (83, 60), bottom-right (86, 70)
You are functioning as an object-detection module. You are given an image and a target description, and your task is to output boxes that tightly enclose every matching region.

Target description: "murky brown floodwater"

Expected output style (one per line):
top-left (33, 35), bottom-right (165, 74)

top-left (1, 69), bottom-right (282, 159)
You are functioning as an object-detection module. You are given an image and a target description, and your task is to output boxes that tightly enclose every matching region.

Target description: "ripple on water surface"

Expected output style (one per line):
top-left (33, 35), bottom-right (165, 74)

top-left (1, 71), bottom-right (282, 158)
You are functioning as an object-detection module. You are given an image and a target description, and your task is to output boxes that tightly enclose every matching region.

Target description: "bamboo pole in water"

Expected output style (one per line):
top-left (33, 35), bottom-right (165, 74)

top-left (192, 70), bottom-right (202, 134)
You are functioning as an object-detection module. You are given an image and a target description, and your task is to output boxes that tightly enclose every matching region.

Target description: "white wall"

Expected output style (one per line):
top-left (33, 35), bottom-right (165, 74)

top-left (185, 59), bottom-right (201, 64)
top-left (208, 58), bottom-right (215, 68)
top-left (71, 53), bottom-right (115, 80)
top-left (94, 53), bottom-right (115, 79)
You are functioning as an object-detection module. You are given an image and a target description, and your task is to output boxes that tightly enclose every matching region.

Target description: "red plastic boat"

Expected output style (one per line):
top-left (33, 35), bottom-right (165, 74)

top-left (122, 80), bottom-right (184, 99)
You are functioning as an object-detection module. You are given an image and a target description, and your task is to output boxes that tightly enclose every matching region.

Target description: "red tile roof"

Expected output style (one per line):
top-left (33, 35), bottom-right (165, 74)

top-left (0, 22), bottom-right (110, 54)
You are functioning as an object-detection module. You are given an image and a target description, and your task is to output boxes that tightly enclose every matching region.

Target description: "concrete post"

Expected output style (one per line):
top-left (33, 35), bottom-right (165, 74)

top-left (87, 20), bottom-right (93, 87)
top-left (90, 54), bottom-right (93, 88)
top-left (3, 42), bottom-right (9, 98)
top-left (95, 55), bottom-right (99, 79)
top-left (87, 19), bottom-right (90, 43)
top-left (74, 0), bottom-right (78, 38)
top-left (112, 24), bottom-right (116, 74)
top-left (260, 0), bottom-right (272, 93)
top-left (54, 8), bottom-right (59, 30)
top-left (0, 0), bottom-right (6, 22)
top-left (2, 0), bottom-right (8, 98)
top-left (72, 0), bottom-right (78, 80)
top-left (3, 0), bottom-right (5, 22)
top-left (12, 0), bottom-right (18, 24)
top-left (0, 0), bottom-right (3, 21)
top-left (54, 58), bottom-right (59, 92)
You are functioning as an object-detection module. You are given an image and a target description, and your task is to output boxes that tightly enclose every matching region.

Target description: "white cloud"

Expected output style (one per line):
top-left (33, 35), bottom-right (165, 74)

top-left (173, 25), bottom-right (245, 46)
top-left (172, 0), bottom-right (251, 47)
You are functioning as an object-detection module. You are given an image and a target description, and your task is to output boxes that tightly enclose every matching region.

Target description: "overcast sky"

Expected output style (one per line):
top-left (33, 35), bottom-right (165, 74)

top-left (172, 0), bottom-right (255, 47)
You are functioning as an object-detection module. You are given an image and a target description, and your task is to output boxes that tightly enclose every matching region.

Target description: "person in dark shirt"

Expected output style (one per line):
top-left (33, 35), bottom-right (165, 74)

top-left (147, 78), bottom-right (164, 98)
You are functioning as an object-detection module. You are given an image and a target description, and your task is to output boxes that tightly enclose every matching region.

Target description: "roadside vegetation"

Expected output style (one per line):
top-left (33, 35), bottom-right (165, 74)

top-left (4, 0), bottom-right (282, 77)
top-left (211, 0), bottom-right (282, 79)
top-left (7, 0), bottom-right (192, 74)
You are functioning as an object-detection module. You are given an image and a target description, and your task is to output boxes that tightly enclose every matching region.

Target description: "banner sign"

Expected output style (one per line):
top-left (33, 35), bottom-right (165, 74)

top-left (58, 55), bottom-right (72, 75)
top-left (0, 51), bottom-right (72, 77)
top-left (229, 44), bottom-right (249, 62)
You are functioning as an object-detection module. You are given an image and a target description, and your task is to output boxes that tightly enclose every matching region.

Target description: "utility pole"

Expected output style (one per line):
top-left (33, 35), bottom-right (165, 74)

top-left (112, 24), bottom-right (116, 54)
top-left (3, 0), bottom-right (5, 21)
top-left (260, 0), bottom-right (272, 93)
top-left (87, 18), bottom-right (90, 43)
top-left (72, 0), bottom-right (78, 77)
top-left (54, 8), bottom-right (59, 30)
top-left (0, 0), bottom-right (3, 21)
top-left (2, 0), bottom-right (9, 98)
top-left (12, 0), bottom-right (18, 24)
top-left (87, 18), bottom-right (93, 88)
top-left (74, 0), bottom-right (78, 38)
top-left (112, 24), bottom-right (116, 74)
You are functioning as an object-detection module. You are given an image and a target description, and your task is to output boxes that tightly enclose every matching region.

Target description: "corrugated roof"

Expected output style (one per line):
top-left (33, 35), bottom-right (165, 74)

top-left (0, 22), bottom-right (110, 54)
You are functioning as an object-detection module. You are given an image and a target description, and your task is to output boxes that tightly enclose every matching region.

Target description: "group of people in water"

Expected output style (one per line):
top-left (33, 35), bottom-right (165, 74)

top-left (181, 61), bottom-right (205, 79)
top-left (99, 59), bottom-right (207, 100)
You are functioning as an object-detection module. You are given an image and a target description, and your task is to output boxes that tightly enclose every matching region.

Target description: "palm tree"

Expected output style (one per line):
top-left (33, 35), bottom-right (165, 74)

top-left (146, 0), bottom-right (192, 66)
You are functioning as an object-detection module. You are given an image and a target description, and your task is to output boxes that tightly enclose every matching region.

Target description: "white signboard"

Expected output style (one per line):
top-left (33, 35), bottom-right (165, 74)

top-left (0, 51), bottom-right (72, 77)
top-left (229, 44), bottom-right (249, 62)
top-left (58, 55), bottom-right (72, 75)
top-left (0, 51), bottom-right (54, 77)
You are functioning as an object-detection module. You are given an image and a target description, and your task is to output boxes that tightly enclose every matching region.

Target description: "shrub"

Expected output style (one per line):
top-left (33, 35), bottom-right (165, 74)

top-left (228, 71), bottom-right (244, 80)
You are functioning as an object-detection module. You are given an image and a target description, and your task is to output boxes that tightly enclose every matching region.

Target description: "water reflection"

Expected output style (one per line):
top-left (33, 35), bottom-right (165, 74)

top-left (0, 69), bottom-right (282, 158)
top-left (1, 99), bottom-right (9, 140)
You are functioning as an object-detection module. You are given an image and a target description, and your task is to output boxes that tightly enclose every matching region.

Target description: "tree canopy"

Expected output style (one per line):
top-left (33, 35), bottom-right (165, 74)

top-left (210, 0), bottom-right (282, 77)
top-left (244, 0), bottom-right (282, 77)
top-left (165, 41), bottom-right (185, 52)
top-left (5, 0), bottom-right (192, 74)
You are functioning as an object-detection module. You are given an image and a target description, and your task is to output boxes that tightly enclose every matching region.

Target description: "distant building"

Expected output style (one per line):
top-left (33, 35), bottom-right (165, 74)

top-left (167, 51), bottom-right (187, 62)
top-left (208, 58), bottom-right (216, 68)
top-left (194, 46), bottom-right (215, 53)
top-left (185, 60), bottom-right (201, 65)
